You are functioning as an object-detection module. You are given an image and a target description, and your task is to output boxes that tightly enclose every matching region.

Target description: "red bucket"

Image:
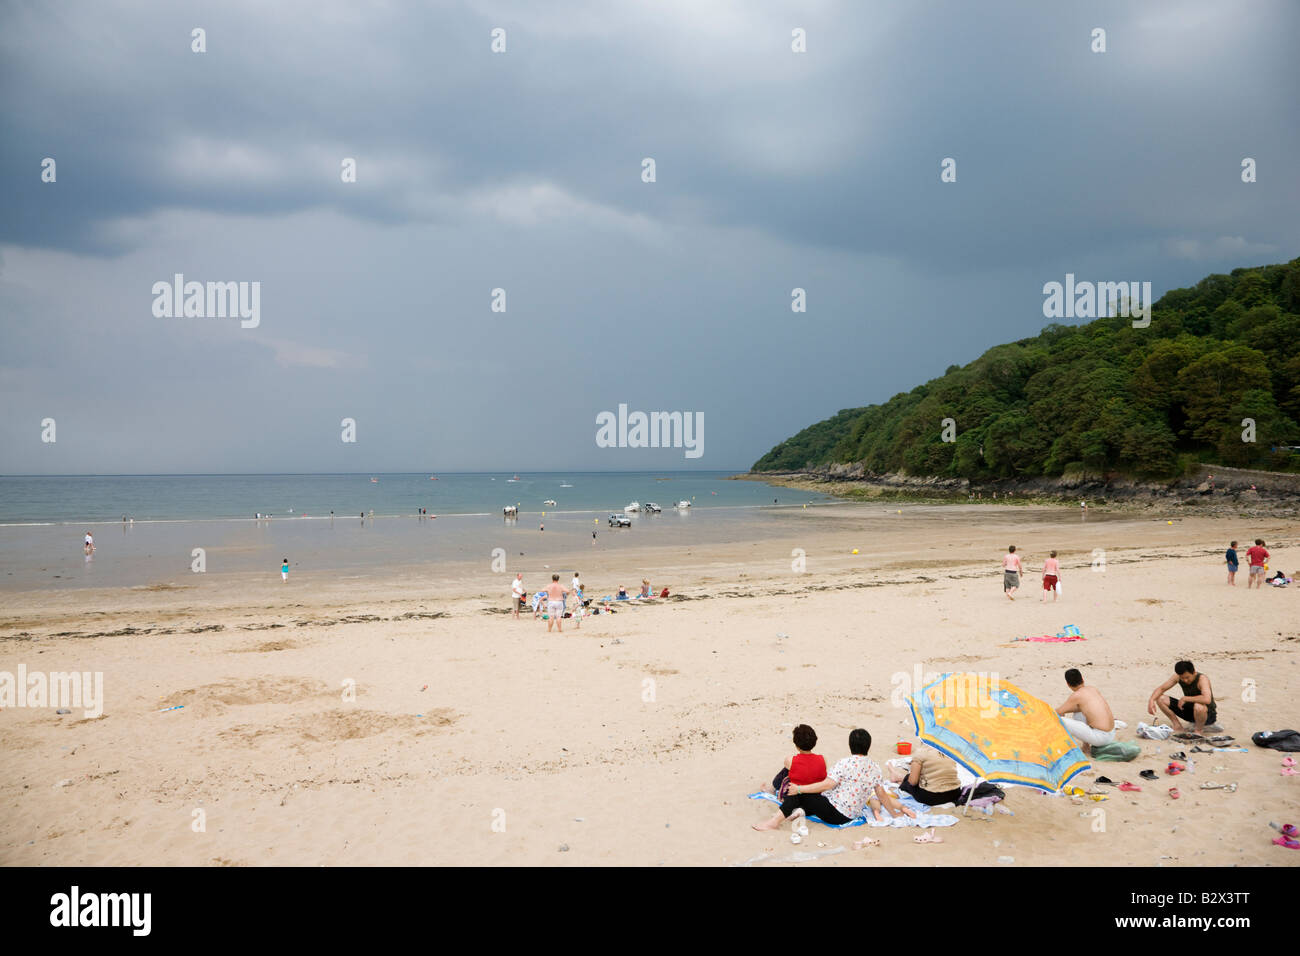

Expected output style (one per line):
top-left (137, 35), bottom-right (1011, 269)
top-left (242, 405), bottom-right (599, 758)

top-left (897, 742), bottom-right (912, 755)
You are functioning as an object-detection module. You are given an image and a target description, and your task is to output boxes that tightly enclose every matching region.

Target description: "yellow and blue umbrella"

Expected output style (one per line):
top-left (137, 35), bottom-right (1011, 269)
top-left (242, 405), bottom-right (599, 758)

top-left (907, 673), bottom-right (1089, 792)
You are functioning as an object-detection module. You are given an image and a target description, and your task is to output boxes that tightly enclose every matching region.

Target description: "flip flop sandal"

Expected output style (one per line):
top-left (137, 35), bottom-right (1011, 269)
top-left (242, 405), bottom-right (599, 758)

top-left (1173, 733), bottom-right (1205, 742)
top-left (1268, 822), bottom-right (1298, 837)
top-left (1283, 757), bottom-right (1297, 768)
top-left (1118, 781), bottom-right (1143, 792)
top-left (1167, 762), bottom-right (1185, 776)
top-left (1095, 776), bottom-right (1115, 785)
top-left (1273, 837), bottom-right (1300, 849)
top-left (1168, 787), bottom-right (1181, 799)
top-left (1191, 745), bottom-right (1213, 753)
top-left (1169, 751), bottom-right (1187, 761)
top-left (1140, 770), bottom-right (1159, 781)
top-left (1282, 768), bottom-right (1298, 776)
top-left (1200, 782), bottom-right (1238, 792)
top-left (913, 828), bottom-right (943, 844)
top-left (853, 837), bottom-right (881, 849)
top-left (1207, 736), bottom-right (1235, 743)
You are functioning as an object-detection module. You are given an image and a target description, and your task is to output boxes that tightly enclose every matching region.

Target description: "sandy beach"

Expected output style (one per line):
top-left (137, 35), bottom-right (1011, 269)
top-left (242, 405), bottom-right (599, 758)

top-left (2, 503), bottom-right (1297, 867)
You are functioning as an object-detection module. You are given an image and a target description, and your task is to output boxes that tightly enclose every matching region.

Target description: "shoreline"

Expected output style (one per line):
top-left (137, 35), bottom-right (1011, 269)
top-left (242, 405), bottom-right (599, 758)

top-left (737, 465), bottom-right (1300, 518)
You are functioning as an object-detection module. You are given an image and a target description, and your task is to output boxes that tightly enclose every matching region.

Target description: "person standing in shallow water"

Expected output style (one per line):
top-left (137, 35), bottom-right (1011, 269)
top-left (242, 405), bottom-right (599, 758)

top-left (1002, 545), bottom-right (1022, 600)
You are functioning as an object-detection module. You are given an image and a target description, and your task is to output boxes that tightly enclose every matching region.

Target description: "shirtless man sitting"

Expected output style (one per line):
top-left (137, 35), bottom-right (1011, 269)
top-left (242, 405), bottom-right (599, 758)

top-left (1055, 668), bottom-right (1115, 756)
top-left (1148, 661), bottom-right (1216, 735)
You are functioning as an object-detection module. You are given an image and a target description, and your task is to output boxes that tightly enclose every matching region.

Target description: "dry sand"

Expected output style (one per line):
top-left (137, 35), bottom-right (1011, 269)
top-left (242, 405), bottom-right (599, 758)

top-left (2, 504), bottom-right (1298, 866)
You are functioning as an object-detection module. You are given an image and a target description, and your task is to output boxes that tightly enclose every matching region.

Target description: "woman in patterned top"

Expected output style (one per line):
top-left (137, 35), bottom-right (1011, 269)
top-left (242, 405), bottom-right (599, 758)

top-left (753, 729), bottom-right (914, 831)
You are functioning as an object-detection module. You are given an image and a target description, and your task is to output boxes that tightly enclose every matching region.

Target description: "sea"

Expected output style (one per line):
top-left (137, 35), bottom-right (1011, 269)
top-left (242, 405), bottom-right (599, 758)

top-left (0, 472), bottom-right (828, 590)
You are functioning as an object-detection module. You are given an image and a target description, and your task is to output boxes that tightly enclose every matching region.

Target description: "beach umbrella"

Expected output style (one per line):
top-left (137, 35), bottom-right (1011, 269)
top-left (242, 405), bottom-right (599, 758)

top-left (907, 673), bottom-right (1089, 793)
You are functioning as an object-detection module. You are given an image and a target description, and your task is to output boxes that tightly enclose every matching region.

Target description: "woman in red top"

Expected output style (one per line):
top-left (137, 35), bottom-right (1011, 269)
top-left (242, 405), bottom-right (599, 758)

top-left (769, 724), bottom-right (827, 798)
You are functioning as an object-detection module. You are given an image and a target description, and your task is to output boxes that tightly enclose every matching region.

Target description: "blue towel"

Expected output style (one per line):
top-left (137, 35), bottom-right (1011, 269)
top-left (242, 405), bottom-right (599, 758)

top-left (747, 790), bottom-right (959, 829)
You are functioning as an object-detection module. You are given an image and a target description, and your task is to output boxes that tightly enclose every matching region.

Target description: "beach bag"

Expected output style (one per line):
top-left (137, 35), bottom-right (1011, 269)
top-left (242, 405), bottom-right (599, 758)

top-left (1055, 580), bottom-right (1063, 596)
top-left (1252, 729), bottom-right (1300, 752)
top-left (1091, 741), bottom-right (1140, 762)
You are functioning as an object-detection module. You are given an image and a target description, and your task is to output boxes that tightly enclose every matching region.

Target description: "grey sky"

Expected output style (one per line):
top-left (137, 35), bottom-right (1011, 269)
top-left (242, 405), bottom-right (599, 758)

top-left (2, 0), bottom-right (1297, 474)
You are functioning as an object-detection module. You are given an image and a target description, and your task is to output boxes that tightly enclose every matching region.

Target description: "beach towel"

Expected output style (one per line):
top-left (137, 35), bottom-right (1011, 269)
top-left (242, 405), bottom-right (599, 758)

top-left (1012, 634), bottom-right (1086, 643)
top-left (1090, 741), bottom-right (1141, 762)
top-left (747, 791), bottom-right (958, 829)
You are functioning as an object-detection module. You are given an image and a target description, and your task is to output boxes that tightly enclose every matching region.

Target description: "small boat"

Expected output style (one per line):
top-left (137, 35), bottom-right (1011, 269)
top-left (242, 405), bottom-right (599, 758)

top-left (624, 501), bottom-right (641, 514)
top-left (543, 499), bottom-right (557, 507)
top-left (675, 500), bottom-right (691, 509)
top-left (560, 483), bottom-right (573, 488)
top-left (370, 477), bottom-right (379, 483)
top-left (429, 476), bottom-right (438, 480)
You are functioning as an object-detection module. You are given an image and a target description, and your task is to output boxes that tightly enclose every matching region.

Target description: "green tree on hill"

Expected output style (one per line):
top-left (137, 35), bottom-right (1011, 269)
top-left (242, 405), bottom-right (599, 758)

top-left (751, 257), bottom-right (1300, 478)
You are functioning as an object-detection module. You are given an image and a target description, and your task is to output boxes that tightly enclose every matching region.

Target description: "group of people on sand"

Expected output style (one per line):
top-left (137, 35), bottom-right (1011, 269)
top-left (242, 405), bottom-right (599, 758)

top-left (1225, 539), bottom-right (1290, 588)
top-left (1056, 660), bottom-right (1217, 754)
top-left (511, 572), bottom-right (585, 632)
top-left (1000, 545), bottom-right (1061, 602)
top-left (510, 572), bottom-right (667, 631)
top-left (754, 660), bottom-right (1218, 837)
top-left (753, 725), bottom-right (1007, 840)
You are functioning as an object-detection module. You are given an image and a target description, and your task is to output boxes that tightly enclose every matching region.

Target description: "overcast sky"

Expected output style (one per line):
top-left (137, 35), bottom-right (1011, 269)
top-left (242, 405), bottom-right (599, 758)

top-left (2, 0), bottom-right (1297, 475)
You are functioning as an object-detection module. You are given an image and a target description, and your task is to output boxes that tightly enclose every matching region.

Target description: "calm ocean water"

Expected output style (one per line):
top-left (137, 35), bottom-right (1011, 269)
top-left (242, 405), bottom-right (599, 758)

top-left (0, 472), bottom-right (829, 590)
top-left (0, 472), bottom-right (812, 523)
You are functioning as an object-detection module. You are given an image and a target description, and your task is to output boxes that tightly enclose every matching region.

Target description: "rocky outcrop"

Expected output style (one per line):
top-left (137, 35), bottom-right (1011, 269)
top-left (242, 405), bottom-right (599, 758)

top-left (748, 463), bottom-right (1299, 516)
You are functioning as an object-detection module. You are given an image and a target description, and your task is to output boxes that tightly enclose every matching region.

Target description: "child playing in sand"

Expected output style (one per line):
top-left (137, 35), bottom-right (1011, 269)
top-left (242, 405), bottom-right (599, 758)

top-left (1041, 550), bottom-right (1060, 602)
top-left (768, 724), bottom-right (827, 798)
top-left (281, 558), bottom-right (289, 582)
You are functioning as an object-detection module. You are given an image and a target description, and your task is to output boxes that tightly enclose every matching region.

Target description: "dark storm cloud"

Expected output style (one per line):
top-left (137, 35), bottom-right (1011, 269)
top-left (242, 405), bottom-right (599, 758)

top-left (0, 0), bottom-right (1296, 474)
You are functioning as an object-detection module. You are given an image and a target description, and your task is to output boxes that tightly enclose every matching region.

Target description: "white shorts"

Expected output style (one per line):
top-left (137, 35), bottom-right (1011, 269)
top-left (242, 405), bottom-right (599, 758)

top-left (1061, 714), bottom-right (1116, 747)
top-left (547, 600), bottom-right (564, 618)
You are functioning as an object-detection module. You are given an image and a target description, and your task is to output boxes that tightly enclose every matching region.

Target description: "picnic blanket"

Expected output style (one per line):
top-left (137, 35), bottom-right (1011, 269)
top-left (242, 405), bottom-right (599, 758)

top-left (747, 789), bottom-right (958, 829)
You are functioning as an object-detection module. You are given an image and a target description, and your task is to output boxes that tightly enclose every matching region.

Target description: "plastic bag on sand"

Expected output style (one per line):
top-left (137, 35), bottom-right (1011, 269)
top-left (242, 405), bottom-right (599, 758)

top-left (1137, 721), bottom-right (1173, 740)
